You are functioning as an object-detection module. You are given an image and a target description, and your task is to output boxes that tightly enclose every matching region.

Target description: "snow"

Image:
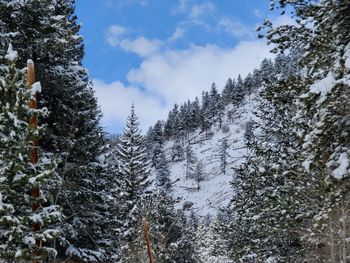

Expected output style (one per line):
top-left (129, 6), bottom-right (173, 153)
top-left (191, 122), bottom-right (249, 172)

top-left (14, 250), bottom-right (22, 258)
top-left (344, 43), bottom-right (350, 69)
top-left (302, 72), bottom-right (336, 105)
top-left (4, 44), bottom-right (18, 62)
top-left (23, 236), bottom-right (35, 245)
top-left (13, 172), bottom-right (26, 182)
top-left (159, 93), bottom-right (259, 216)
top-left (332, 152), bottom-right (349, 180)
top-left (0, 193), bottom-right (3, 210)
top-left (31, 82), bottom-right (42, 95)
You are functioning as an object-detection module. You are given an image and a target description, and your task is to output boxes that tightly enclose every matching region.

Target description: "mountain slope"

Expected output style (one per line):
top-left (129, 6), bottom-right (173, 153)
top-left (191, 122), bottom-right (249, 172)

top-left (156, 92), bottom-right (260, 216)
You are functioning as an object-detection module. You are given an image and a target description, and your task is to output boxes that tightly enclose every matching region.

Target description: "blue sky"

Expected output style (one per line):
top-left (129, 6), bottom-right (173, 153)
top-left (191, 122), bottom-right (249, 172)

top-left (75, 0), bottom-right (291, 134)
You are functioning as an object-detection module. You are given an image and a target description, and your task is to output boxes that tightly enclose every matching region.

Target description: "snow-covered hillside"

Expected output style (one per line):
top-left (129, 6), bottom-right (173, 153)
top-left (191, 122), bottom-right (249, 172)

top-left (159, 93), bottom-right (259, 216)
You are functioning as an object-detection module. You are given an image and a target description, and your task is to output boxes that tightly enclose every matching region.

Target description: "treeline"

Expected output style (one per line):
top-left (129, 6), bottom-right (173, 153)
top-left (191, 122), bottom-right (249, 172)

top-left (147, 53), bottom-right (297, 144)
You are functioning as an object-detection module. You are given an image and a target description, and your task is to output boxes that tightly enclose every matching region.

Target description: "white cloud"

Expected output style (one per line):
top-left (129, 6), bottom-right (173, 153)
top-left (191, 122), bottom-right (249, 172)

top-left (93, 79), bottom-right (168, 132)
top-left (106, 25), bottom-right (163, 57)
top-left (105, 0), bottom-right (147, 8)
top-left (120, 37), bottom-right (163, 57)
top-left (95, 40), bottom-right (273, 132)
top-left (106, 25), bottom-right (126, 46)
top-left (189, 2), bottom-right (215, 19)
top-left (127, 41), bottom-right (273, 105)
top-left (218, 17), bottom-right (254, 38)
top-left (168, 27), bottom-right (185, 42)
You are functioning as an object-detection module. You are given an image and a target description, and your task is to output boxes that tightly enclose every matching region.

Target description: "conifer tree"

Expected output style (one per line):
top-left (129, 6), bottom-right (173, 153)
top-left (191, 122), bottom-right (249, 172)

top-left (185, 144), bottom-right (197, 180)
top-left (155, 150), bottom-right (172, 192)
top-left (116, 105), bottom-right (151, 262)
top-left (218, 138), bottom-right (230, 175)
top-left (171, 138), bottom-right (185, 162)
top-left (0, 1), bottom-right (107, 259)
top-left (0, 46), bottom-right (62, 262)
top-left (192, 161), bottom-right (206, 191)
top-left (262, 0), bottom-right (350, 260)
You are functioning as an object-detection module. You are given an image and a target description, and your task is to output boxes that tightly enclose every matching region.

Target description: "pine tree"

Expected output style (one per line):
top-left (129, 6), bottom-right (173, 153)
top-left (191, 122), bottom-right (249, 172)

top-left (142, 191), bottom-right (197, 263)
top-left (200, 91), bottom-right (212, 138)
top-left (261, 0), bottom-right (350, 260)
top-left (155, 150), bottom-right (172, 192)
top-left (222, 78), bottom-right (235, 106)
top-left (217, 138), bottom-right (230, 175)
top-left (191, 161), bottom-right (206, 191)
top-left (185, 144), bottom-right (197, 180)
top-left (232, 75), bottom-right (245, 106)
top-left (0, 46), bottom-right (62, 262)
top-left (0, 1), bottom-right (108, 259)
top-left (117, 105), bottom-right (151, 262)
top-left (171, 138), bottom-right (184, 162)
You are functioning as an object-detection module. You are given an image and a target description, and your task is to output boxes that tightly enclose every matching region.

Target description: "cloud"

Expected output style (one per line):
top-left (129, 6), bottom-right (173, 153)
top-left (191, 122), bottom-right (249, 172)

top-left (127, 41), bottom-right (273, 105)
top-left (93, 79), bottom-right (168, 132)
top-left (168, 27), bottom-right (185, 42)
top-left (189, 2), bottom-right (215, 19)
top-left (106, 25), bottom-right (163, 57)
top-left (106, 25), bottom-right (126, 46)
top-left (218, 17), bottom-right (254, 38)
top-left (95, 40), bottom-right (273, 133)
top-left (105, 0), bottom-right (147, 8)
top-left (120, 37), bottom-right (163, 57)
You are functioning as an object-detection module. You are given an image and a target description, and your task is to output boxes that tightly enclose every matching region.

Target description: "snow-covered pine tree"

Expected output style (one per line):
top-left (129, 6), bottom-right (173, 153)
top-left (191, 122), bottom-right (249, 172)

top-left (222, 78), bottom-right (235, 106)
top-left (171, 138), bottom-right (185, 162)
top-left (116, 104), bottom-right (151, 262)
top-left (263, 0), bottom-right (350, 260)
top-left (185, 144), bottom-right (197, 180)
top-left (225, 53), bottom-right (304, 262)
top-left (208, 83), bottom-right (220, 124)
top-left (155, 150), bottom-right (172, 192)
top-left (0, 45), bottom-right (62, 262)
top-left (217, 138), bottom-right (230, 175)
top-left (0, 1), bottom-right (108, 260)
top-left (142, 191), bottom-right (197, 263)
top-left (191, 161), bottom-right (206, 191)
top-left (196, 216), bottom-right (233, 263)
top-left (200, 91), bottom-right (212, 138)
top-left (150, 120), bottom-right (164, 167)
top-left (232, 75), bottom-right (245, 106)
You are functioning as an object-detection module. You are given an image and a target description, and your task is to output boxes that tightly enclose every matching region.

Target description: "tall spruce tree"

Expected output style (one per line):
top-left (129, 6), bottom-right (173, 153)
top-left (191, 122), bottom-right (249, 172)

top-left (116, 105), bottom-right (151, 262)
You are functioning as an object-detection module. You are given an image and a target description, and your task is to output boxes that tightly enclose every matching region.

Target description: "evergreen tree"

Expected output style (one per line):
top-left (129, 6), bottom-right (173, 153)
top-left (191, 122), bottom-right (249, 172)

top-left (171, 138), bottom-right (184, 162)
top-left (232, 75), bottom-right (245, 106)
top-left (116, 105), bottom-right (151, 262)
top-left (191, 161), bottom-right (206, 191)
top-left (200, 91), bottom-right (212, 138)
top-left (143, 191), bottom-right (197, 263)
top-left (262, 0), bottom-right (350, 260)
top-left (155, 150), bottom-right (172, 192)
top-left (0, 1), bottom-right (107, 259)
top-left (0, 46), bottom-right (62, 262)
top-left (185, 144), bottom-right (197, 180)
top-left (217, 138), bottom-right (230, 175)
top-left (222, 78), bottom-right (235, 106)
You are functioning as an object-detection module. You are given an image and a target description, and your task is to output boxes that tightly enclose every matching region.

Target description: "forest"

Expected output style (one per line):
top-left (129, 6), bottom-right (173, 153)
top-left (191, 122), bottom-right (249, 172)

top-left (0, 0), bottom-right (350, 262)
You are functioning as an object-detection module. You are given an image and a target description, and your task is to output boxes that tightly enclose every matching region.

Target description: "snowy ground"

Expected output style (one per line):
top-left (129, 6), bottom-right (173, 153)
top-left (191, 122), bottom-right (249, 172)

top-left (155, 94), bottom-right (259, 216)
